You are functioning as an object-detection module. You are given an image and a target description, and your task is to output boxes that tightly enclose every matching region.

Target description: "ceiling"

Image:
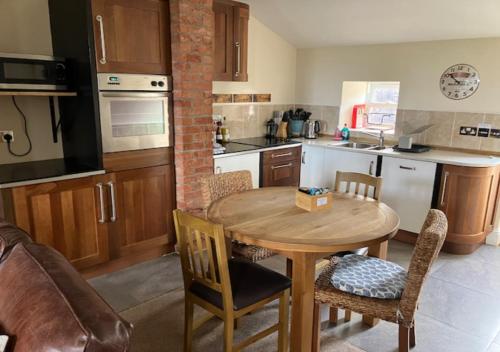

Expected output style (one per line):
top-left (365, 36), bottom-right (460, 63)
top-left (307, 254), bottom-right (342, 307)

top-left (242, 0), bottom-right (500, 48)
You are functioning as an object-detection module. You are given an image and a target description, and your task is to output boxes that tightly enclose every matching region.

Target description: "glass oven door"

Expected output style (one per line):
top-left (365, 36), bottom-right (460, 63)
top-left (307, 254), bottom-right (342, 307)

top-left (99, 91), bottom-right (172, 153)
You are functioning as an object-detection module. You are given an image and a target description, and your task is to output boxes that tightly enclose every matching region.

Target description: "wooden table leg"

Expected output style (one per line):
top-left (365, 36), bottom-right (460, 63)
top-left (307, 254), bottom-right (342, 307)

top-left (290, 252), bottom-right (317, 352)
top-left (363, 240), bottom-right (389, 327)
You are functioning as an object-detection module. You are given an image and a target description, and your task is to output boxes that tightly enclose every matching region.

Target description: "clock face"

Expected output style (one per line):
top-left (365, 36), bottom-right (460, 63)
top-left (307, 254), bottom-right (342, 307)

top-left (440, 64), bottom-right (480, 100)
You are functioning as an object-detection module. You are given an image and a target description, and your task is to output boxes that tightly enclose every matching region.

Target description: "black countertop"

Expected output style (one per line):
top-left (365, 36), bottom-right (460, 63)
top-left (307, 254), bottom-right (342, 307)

top-left (0, 158), bottom-right (102, 186)
top-left (214, 137), bottom-right (301, 156)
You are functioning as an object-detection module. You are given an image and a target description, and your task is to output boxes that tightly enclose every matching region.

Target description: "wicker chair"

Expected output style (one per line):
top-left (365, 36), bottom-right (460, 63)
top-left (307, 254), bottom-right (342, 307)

top-left (328, 171), bottom-right (384, 323)
top-left (200, 170), bottom-right (275, 263)
top-left (313, 209), bottom-right (448, 352)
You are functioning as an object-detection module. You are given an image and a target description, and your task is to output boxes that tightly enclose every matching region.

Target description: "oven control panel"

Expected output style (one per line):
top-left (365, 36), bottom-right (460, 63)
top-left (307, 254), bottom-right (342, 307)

top-left (97, 73), bottom-right (172, 92)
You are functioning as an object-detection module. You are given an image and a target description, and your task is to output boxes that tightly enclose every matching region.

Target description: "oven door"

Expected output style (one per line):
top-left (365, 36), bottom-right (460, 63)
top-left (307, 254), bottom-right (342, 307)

top-left (99, 91), bottom-right (172, 153)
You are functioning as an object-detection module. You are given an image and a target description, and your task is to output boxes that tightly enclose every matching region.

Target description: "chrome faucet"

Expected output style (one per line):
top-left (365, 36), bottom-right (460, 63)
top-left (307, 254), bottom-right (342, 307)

top-left (359, 130), bottom-right (385, 148)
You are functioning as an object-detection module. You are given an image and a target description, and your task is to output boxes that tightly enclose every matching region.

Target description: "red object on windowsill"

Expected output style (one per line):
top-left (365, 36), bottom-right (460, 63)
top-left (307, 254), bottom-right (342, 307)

top-left (351, 104), bottom-right (366, 128)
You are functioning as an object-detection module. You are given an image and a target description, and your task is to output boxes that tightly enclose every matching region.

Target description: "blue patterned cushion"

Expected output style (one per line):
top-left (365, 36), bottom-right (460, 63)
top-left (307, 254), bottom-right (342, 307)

top-left (330, 254), bottom-right (407, 299)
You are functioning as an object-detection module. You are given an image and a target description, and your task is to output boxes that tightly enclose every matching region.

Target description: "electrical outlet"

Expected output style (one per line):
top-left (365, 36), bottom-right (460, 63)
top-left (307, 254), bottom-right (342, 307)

top-left (459, 126), bottom-right (477, 136)
top-left (0, 131), bottom-right (14, 143)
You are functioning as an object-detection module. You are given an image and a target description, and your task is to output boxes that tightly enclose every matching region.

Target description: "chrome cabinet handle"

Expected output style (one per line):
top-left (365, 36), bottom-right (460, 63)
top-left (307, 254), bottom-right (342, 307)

top-left (96, 183), bottom-right (105, 223)
top-left (369, 161), bottom-right (374, 175)
top-left (400, 165), bottom-right (416, 171)
top-left (301, 151), bottom-right (306, 164)
top-left (272, 152), bottom-right (292, 158)
top-left (96, 15), bottom-right (107, 64)
top-left (271, 163), bottom-right (292, 170)
top-left (235, 41), bottom-right (241, 77)
top-left (107, 181), bottom-right (117, 222)
top-left (440, 171), bottom-right (449, 206)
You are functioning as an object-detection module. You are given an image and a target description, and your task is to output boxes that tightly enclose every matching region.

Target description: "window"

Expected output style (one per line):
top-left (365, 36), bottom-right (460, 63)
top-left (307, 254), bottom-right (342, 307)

top-left (365, 82), bottom-right (400, 130)
top-left (339, 81), bottom-right (400, 133)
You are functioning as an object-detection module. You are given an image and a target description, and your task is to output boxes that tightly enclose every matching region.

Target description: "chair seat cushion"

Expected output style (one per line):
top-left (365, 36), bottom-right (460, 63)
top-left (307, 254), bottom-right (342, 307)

top-left (190, 258), bottom-right (291, 311)
top-left (330, 254), bottom-right (407, 299)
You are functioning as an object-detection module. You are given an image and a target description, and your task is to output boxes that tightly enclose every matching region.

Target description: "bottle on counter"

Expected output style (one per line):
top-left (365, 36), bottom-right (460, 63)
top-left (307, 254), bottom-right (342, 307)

top-left (341, 123), bottom-right (350, 140)
top-left (216, 121), bottom-right (223, 143)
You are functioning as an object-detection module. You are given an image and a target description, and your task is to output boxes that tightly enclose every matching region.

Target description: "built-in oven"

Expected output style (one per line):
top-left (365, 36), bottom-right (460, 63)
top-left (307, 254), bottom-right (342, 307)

top-left (0, 52), bottom-right (68, 91)
top-left (97, 73), bottom-right (173, 153)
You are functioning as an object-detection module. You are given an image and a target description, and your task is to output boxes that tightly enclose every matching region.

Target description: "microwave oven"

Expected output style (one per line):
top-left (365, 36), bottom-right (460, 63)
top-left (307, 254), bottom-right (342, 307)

top-left (0, 52), bottom-right (69, 91)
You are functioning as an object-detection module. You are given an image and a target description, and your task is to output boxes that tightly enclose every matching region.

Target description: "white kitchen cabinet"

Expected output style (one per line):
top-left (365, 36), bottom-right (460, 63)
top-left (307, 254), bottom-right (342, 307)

top-left (214, 153), bottom-right (260, 188)
top-left (300, 145), bottom-right (326, 188)
top-left (323, 149), bottom-right (378, 195)
top-left (380, 156), bottom-right (437, 233)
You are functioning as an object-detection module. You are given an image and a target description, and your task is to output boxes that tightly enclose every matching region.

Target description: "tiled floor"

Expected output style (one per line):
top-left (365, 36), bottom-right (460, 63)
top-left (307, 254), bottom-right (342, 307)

top-left (89, 240), bottom-right (500, 352)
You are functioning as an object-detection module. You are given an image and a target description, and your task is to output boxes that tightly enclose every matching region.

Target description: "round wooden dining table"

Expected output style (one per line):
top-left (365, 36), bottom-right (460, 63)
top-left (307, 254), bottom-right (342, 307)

top-left (207, 187), bottom-right (400, 352)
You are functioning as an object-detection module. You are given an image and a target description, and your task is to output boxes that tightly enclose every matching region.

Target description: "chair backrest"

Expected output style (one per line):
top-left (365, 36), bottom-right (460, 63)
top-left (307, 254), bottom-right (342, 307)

top-left (399, 209), bottom-right (448, 325)
top-left (173, 210), bottom-right (233, 310)
top-left (334, 171), bottom-right (383, 200)
top-left (200, 170), bottom-right (253, 210)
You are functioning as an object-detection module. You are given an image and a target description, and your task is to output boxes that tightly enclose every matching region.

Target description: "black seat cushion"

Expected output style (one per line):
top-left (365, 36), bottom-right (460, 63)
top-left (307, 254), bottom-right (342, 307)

top-left (189, 258), bottom-right (291, 311)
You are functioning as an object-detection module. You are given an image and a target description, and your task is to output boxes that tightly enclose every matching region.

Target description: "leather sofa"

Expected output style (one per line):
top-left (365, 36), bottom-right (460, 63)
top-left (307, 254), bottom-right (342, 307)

top-left (0, 221), bottom-right (132, 352)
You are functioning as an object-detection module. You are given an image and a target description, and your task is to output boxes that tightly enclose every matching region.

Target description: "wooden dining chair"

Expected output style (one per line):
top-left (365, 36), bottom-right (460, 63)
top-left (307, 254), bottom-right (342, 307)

top-left (328, 170), bottom-right (384, 323)
top-left (173, 210), bottom-right (291, 352)
top-left (200, 170), bottom-right (276, 263)
top-left (312, 209), bottom-right (448, 352)
top-left (334, 171), bottom-right (383, 201)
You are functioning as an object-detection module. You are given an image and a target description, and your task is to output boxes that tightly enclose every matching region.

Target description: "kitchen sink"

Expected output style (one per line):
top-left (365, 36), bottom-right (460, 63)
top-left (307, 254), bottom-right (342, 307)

top-left (339, 142), bottom-right (376, 149)
top-left (368, 146), bottom-right (387, 150)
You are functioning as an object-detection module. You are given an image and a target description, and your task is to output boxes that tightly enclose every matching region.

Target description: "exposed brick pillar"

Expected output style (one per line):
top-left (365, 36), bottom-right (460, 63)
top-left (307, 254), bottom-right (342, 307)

top-left (170, 0), bottom-right (214, 211)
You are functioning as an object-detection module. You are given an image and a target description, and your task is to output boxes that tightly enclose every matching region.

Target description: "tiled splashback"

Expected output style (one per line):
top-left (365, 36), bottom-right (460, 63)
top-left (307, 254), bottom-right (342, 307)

top-left (213, 103), bottom-right (294, 139)
top-left (213, 103), bottom-right (499, 153)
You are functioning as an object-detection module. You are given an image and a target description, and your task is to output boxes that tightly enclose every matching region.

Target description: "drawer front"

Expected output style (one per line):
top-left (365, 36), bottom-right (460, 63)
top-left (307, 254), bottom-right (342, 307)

top-left (263, 146), bottom-right (301, 165)
top-left (262, 160), bottom-right (301, 187)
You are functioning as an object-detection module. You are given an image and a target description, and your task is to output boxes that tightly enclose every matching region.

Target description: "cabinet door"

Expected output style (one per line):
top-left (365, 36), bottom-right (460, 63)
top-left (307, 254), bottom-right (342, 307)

top-left (214, 153), bottom-right (260, 188)
top-left (300, 145), bottom-right (326, 188)
top-left (262, 160), bottom-right (301, 187)
top-left (109, 165), bottom-right (175, 258)
top-left (91, 0), bottom-right (171, 74)
top-left (380, 157), bottom-right (437, 233)
top-left (213, 1), bottom-right (234, 81)
top-left (232, 4), bottom-right (248, 81)
top-left (10, 175), bottom-right (111, 270)
top-left (323, 149), bottom-right (378, 192)
top-left (438, 164), bottom-right (499, 253)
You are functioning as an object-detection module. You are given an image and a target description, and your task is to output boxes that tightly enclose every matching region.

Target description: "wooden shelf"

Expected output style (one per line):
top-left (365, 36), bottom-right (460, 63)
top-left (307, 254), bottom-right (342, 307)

top-left (0, 91), bottom-right (77, 97)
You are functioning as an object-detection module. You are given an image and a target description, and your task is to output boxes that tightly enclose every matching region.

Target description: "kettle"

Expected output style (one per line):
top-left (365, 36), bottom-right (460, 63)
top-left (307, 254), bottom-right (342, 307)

top-left (304, 120), bottom-right (321, 139)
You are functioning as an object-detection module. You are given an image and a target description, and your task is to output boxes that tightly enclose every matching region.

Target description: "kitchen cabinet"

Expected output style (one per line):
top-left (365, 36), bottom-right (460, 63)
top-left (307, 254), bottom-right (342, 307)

top-left (380, 157), bottom-right (437, 233)
top-left (109, 165), bottom-right (175, 258)
top-left (91, 0), bottom-right (172, 74)
top-left (323, 149), bottom-right (378, 196)
top-left (300, 145), bottom-right (326, 188)
top-left (214, 152), bottom-right (260, 188)
top-left (213, 0), bottom-right (249, 81)
top-left (438, 164), bottom-right (499, 254)
top-left (261, 147), bottom-right (301, 187)
top-left (2, 165), bottom-right (176, 273)
top-left (4, 175), bottom-right (112, 270)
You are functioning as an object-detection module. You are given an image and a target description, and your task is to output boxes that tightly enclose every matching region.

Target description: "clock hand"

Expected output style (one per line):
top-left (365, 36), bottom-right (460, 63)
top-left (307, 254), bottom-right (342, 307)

top-left (448, 74), bottom-right (461, 85)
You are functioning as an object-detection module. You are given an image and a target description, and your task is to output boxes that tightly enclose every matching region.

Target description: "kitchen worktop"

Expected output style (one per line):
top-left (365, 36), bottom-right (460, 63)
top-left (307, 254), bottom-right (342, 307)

top-left (0, 159), bottom-right (105, 189)
top-left (214, 138), bottom-right (302, 159)
top-left (298, 137), bottom-right (500, 167)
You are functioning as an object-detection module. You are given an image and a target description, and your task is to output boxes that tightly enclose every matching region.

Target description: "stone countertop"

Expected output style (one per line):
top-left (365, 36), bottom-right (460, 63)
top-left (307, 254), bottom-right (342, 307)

top-left (297, 137), bottom-right (500, 168)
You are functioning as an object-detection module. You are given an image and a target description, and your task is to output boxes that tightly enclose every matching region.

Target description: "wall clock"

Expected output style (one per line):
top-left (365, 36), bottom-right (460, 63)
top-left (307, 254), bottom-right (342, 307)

top-left (440, 64), bottom-right (480, 100)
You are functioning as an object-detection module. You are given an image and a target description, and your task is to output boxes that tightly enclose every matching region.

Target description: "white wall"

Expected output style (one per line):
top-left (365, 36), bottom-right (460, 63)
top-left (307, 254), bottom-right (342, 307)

top-left (0, 0), bottom-right (63, 164)
top-left (213, 16), bottom-right (297, 104)
top-left (296, 38), bottom-right (500, 113)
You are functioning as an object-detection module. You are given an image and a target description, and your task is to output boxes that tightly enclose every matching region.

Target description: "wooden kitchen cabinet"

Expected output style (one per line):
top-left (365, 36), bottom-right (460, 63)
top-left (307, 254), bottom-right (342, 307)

top-left (4, 175), bottom-right (112, 270)
top-left (108, 165), bottom-right (175, 259)
top-left (213, 0), bottom-right (249, 81)
top-left (438, 164), bottom-right (499, 254)
top-left (261, 147), bottom-right (301, 187)
top-left (91, 0), bottom-right (172, 74)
